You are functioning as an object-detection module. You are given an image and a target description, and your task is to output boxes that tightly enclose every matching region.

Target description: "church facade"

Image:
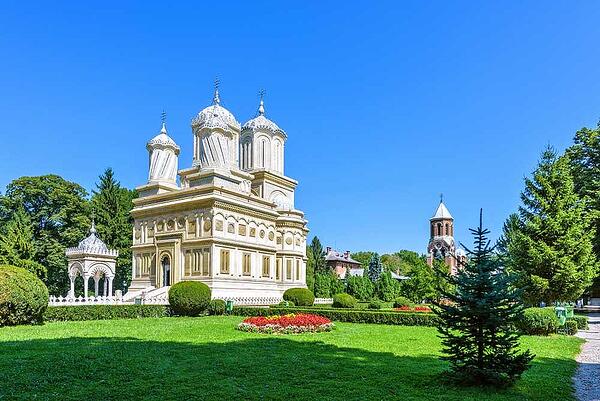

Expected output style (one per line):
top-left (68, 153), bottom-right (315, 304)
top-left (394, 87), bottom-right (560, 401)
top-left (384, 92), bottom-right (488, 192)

top-left (128, 87), bottom-right (308, 300)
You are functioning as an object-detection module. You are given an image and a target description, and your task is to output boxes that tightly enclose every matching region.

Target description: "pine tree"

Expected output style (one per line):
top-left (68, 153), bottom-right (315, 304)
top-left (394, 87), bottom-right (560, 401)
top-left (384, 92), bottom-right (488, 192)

top-left (501, 147), bottom-right (598, 304)
top-left (367, 253), bottom-right (383, 283)
top-left (308, 236), bottom-right (327, 273)
top-left (91, 168), bottom-right (136, 292)
top-left (435, 210), bottom-right (533, 387)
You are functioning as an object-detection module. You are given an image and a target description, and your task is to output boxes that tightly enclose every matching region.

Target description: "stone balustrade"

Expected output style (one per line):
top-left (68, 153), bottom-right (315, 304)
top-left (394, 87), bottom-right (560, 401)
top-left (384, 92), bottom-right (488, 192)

top-left (314, 298), bottom-right (333, 304)
top-left (49, 295), bottom-right (124, 306)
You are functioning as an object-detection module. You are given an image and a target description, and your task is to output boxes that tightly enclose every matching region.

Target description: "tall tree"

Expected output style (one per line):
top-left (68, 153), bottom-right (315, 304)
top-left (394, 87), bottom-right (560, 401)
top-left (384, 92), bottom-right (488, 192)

top-left (435, 210), bottom-right (533, 387)
top-left (0, 175), bottom-right (89, 294)
top-left (91, 168), bottom-right (137, 292)
top-left (350, 251), bottom-right (377, 268)
top-left (367, 253), bottom-right (383, 283)
top-left (0, 207), bottom-right (46, 278)
top-left (308, 236), bottom-right (327, 273)
top-left (566, 124), bottom-right (600, 296)
top-left (502, 147), bottom-right (598, 304)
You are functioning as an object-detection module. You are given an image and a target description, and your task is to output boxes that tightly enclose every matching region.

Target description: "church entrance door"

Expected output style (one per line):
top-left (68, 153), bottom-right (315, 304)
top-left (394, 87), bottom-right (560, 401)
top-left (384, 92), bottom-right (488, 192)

top-left (161, 255), bottom-right (171, 287)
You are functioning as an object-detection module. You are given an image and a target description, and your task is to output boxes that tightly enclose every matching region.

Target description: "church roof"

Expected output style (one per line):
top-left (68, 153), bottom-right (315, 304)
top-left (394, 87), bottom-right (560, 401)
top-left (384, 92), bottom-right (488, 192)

top-left (191, 88), bottom-right (241, 133)
top-left (242, 97), bottom-right (286, 137)
top-left (431, 201), bottom-right (453, 220)
top-left (147, 123), bottom-right (180, 152)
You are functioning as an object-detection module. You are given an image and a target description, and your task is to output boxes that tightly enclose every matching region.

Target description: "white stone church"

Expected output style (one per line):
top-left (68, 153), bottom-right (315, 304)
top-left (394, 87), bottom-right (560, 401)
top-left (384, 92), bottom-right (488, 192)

top-left (127, 86), bottom-right (308, 303)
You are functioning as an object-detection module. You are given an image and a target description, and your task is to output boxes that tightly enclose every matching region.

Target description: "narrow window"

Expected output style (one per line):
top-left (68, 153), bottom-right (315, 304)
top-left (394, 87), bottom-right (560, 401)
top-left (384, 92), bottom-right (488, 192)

top-left (286, 259), bottom-right (292, 280)
top-left (202, 248), bottom-right (210, 276)
top-left (220, 250), bottom-right (230, 274)
top-left (242, 253), bottom-right (251, 276)
top-left (276, 258), bottom-right (282, 280)
top-left (262, 256), bottom-right (270, 277)
top-left (295, 260), bottom-right (300, 280)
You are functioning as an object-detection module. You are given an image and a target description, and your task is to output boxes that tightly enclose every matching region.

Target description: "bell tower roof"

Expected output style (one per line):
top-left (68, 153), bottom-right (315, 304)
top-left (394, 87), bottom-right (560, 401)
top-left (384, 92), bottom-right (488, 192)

top-left (431, 200), bottom-right (453, 220)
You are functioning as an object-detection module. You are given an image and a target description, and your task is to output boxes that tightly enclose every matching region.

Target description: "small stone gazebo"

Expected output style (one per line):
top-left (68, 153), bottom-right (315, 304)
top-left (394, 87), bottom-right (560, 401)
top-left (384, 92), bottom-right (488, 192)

top-left (66, 221), bottom-right (118, 298)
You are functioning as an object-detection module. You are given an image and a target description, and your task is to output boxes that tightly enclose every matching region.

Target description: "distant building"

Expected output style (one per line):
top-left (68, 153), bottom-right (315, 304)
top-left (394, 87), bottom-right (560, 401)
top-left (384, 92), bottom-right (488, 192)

top-left (325, 247), bottom-right (361, 279)
top-left (426, 199), bottom-right (466, 275)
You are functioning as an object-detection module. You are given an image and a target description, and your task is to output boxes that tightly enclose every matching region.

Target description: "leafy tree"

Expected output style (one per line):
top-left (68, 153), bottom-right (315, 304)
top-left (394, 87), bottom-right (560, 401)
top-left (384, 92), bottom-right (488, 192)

top-left (313, 271), bottom-right (344, 298)
top-left (375, 271), bottom-right (401, 301)
top-left (91, 168), bottom-right (137, 292)
top-left (350, 251), bottom-right (376, 268)
top-left (381, 253), bottom-right (403, 273)
top-left (0, 175), bottom-right (90, 294)
top-left (400, 256), bottom-right (439, 302)
top-left (0, 207), bottom-right (46, 278)
top-left (501, 147), bottom-right (598, 304)
top-left (346, 274), bottom-right (374, 300)
top-left (367, 253), bottom-right (383, 283)
top-left (435, 210), bottom-right (533, 387)
top-left (566, 124), bottom-right (600, 296)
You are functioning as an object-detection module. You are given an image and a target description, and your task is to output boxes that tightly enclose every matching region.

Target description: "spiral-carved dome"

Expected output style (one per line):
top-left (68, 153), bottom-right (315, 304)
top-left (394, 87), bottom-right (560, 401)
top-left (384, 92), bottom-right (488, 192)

top-left (191, 89), bottom-right (240, 134)
top-left (147, 123), bottom-right (180, 153)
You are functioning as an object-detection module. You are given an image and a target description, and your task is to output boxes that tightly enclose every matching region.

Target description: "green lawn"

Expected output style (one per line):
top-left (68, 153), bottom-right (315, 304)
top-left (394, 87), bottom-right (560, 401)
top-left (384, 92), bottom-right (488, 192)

top-left (0, 316), bottom-right (582, 401)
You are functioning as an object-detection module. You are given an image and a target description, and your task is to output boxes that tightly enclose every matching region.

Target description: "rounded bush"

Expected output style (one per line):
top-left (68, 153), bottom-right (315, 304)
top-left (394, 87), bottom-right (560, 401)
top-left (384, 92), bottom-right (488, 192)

top-left (367, 300), bottom-right (382, 310)
top-left (517, 307), bottom-right (559, 335)
top-left (277, 300), bottom-right (295, 307)
top-left (208, 299), bottom-right (226, 316)
top-left (283, 288), bottom-right (315, 306)
top-left (168, 281), bottom-right (211, 316)
top-left (563, 319), bottom-right (578, 336)
top-left (332, 293), bottom-right (357, 309)
top-left (0, 265), bottom-right (49, 326)
top-left (569, 315), bottom-right (589, 330)
top-left (393, 296), bottom-right (415, 308)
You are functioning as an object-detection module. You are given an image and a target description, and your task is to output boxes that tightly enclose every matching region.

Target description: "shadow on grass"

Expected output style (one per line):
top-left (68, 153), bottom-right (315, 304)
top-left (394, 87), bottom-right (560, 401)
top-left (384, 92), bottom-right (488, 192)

top-left (0, 335), bottom-right (577, 401)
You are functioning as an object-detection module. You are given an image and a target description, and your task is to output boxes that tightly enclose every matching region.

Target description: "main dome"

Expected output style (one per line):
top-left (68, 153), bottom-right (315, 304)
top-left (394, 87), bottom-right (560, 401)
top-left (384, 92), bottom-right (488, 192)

top-left (191, 89), bottom-right (240, 133)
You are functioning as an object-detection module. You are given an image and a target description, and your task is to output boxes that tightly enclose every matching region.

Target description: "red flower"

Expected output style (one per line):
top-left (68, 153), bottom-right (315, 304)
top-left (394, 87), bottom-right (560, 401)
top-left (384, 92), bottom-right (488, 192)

top-left (242, 313), bottom-right (331, 328)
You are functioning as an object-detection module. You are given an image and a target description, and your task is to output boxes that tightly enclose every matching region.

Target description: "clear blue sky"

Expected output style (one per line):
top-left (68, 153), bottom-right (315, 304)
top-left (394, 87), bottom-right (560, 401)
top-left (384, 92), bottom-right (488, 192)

top-left (1, 1), bottom-right (600, 255)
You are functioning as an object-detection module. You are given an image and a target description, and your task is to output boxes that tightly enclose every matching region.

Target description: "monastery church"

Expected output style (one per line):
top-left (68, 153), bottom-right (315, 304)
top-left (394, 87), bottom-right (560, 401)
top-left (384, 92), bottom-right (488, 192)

top-left (127, 86), bottom-right (308, 302)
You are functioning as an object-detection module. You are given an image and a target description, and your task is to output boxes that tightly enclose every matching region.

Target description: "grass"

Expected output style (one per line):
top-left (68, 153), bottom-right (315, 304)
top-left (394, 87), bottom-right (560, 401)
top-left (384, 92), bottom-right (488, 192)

top-left (0, 316), bottom-right (583, 401)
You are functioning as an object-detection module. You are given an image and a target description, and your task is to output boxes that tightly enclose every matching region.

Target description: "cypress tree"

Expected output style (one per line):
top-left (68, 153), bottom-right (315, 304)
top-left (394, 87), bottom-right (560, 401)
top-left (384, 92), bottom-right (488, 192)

top-left (435, 210), bottom-right (533, 387)
top-left (367, 253), bottom-right (383, 283)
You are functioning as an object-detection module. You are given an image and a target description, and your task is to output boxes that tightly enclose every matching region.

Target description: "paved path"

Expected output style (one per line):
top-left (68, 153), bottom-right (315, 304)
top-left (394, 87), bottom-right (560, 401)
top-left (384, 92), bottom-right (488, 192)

top-left (574, 313), bottom-right (600, 401)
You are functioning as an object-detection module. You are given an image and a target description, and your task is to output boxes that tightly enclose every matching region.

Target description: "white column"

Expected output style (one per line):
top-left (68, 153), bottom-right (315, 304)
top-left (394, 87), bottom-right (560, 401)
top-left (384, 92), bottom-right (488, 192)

top-left (104, 277), bottom-right (108, 296)
top-left (94, 277), bottom-right (99, 296)
top-left (83, 275), bottom-right (89, 298)
top-left (69, 278), bottom-right (75, 298)
top-left (108, 277), bottom-right (113, 297)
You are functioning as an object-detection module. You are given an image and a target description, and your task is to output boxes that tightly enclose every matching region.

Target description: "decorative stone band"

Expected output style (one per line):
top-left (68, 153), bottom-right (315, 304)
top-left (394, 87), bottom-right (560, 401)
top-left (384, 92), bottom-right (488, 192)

top-left (65, 247), bottom-right (119, 257)
top-left (314, 298), bottom-right (333, 305)
top-left (49, 295), bottom-right (124, 306)
top-left (214, 296), bottom-right (282, 306)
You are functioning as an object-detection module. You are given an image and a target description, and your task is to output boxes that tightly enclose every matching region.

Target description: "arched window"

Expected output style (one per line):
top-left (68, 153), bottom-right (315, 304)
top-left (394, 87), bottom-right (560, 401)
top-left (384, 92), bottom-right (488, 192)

top-left (437, 223), bottom-right (442, 236)
top-left (445, 223), bottom-right (449, 235)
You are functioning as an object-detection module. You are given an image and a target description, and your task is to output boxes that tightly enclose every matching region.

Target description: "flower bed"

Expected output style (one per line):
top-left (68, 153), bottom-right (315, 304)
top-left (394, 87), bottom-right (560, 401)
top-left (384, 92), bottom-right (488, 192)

top-left (237, 313), bottom-right (333, 334)
top-left (394, 306), bottom-right (432, 313)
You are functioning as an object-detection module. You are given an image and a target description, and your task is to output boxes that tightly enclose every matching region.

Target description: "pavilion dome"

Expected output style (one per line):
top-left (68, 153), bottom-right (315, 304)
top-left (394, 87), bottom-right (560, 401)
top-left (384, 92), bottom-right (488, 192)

top-left (67, 221), bottom-right (117, 256)
top-left (191, 88), bottom-right (240, 133)
top-left (242, 98), bottom-right (286, 137)
top-left (147, 123), bottom-right (180, 153)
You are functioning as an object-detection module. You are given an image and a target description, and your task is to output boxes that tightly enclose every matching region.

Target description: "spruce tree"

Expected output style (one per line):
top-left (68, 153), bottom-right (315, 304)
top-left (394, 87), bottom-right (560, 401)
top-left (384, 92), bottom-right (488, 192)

top-left (367, 253), bottom-right (383, 283)
top-left (435, 210), bottom-right (533, 387)
top-left (91, 168), bottom-right (136, 292)
top-left (502, 147), bottom-right (598, 304)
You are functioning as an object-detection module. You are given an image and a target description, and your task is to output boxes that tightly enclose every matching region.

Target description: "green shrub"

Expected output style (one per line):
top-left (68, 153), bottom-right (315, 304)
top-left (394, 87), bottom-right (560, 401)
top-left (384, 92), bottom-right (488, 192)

top-left (375, 271), bottom-right (402, 301)
top-left (393, 296), bottom-right (415, 308)
top-left (232, 306), bottom-right (439, 326)
top-left (168, 281), bottom-right (211, 316)
top-left (208, 299), bottom-right (226, 315)
top-left (0, 265), bottom-right (48, 326)
top-left (277, 300), bottom-right (295, 307)
top-left (563, 320), bottom-right (578, 336)
top-left (367, 300), bottom-right (382, 310)
top-left (332, 293), bottom-right (357, 309)
top-left (517, 307), bottom-right (559, 335)
top-left (44, 305), bottom-right (169, 322)
top-left (346, 275), bottom-right (375, 300)
top-left (570, 315), bottom-right (589, 330)
top-left (283, 288), bottom-right (315, 306)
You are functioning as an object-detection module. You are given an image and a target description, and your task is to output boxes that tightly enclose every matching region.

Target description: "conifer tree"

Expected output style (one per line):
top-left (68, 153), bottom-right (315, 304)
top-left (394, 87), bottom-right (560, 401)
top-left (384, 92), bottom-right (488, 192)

top-left (367, 253), bottom-right (383, 283)
top-left (91, 168), bottom-right (136, 292)
top-left (501, 147), bottom-right (598, 304)
top-left (435, 210), bottom-right (533, 387)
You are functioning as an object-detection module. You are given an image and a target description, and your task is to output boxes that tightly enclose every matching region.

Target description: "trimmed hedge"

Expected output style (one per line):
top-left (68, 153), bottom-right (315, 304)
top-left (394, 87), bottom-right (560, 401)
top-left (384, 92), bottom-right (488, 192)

top-left (563, 319), bottom-right (578, 336)
top-left (332, 293), bottom-right (357, 309)
top-left (393, 297), bottom-right (415, 308)
top-left (277, 300), bottom-right (295, 307)
top-left (517, 307), bottom-right (560, 336)
top-left (168, 281), bottom-right (211, 316)
top-left (208, 300), bottom-right (226, 316)
top-left (0, 265), bottom-right (49, 326)
top-left (367, 300), bottom-right (382, 310)
top-left (283, 288), bottom-right (315, 306)
top-left (44, 305), bottom-right (169, 322)
top-left (569, 315), bottom-right (589, 330)
top-left (232, 306), bottom-right (439, 326)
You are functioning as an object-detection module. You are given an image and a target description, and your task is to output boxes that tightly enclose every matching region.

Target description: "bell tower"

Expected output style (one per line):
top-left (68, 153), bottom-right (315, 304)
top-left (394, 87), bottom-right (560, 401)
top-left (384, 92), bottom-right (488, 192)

top-left (427, 196), bottom-right (458, 274)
